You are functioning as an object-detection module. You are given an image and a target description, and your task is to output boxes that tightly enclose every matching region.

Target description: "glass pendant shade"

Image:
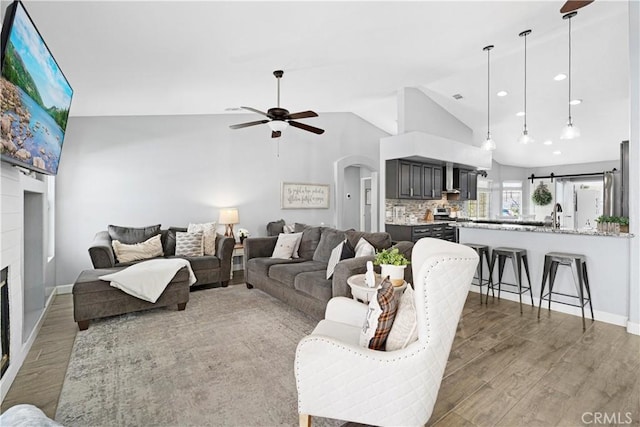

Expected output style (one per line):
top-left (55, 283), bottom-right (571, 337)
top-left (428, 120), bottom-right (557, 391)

top-left (560, 121), bottom-right (581, 140)
top-left (518, 129), bottom-right (534, 144)
top-left (268, 120), bottom-right (289, 132)
top-left (482, 135), bottom-right (496, 151)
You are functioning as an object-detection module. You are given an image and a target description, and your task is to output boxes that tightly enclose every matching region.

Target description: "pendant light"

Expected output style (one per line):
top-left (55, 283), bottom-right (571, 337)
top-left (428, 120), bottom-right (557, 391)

top-left (560, 11), bottom-right (580, 139)
top-left (517, 29), bottom-right (534, 144)
top-left (481, 45), bottom-right (496, 151)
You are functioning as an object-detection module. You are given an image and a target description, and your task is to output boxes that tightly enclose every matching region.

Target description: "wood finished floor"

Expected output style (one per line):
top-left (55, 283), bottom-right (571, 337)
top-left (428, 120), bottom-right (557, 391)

top-left (2, 276), bottom-right (639, 426)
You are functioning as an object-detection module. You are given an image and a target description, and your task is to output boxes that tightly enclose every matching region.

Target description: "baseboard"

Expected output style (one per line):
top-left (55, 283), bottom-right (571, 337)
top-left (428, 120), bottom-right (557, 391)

top-left (56, 283), bottom-right (74, 295)
top-left (468, 284), bottom-right (629, 329)
top-left (627, 322), bottom-right (640, 336)
top-left (0, 289), bottom-right (56, 403)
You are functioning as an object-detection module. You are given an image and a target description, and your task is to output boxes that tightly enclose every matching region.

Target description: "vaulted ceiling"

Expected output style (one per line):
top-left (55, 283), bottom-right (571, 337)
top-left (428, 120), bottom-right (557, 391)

top-left (14, 0), bottom-right (631, 167)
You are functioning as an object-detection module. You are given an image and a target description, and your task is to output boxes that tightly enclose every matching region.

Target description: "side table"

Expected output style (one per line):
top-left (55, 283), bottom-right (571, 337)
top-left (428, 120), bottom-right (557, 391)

top-left (347, 273), bottom-right (407, 304)
top-left (232, 243), bottom-right (245, 278)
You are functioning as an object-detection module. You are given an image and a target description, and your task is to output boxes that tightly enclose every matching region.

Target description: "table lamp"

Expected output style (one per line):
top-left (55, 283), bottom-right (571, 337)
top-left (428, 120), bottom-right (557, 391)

top-left (219, 208), bottom-right (239, 238)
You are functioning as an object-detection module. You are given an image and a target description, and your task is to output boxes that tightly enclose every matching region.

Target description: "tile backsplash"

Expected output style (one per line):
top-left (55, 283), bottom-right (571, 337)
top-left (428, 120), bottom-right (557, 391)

top-left (385, 197), bottom-right (465, 222)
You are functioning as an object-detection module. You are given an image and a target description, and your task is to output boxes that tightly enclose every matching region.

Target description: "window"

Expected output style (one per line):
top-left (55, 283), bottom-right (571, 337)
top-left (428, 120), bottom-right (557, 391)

top-left (467, 179), bottom-right (491, 219)
top-left (502, 181), bottom-right (522, 217)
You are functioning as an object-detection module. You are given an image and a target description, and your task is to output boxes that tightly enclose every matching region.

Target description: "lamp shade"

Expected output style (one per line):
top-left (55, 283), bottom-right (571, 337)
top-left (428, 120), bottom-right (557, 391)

top-left (219, 208), bottom-right (239, 225)
top-left (268, 120), bottom-right (289, 132)
top-left (481, 136), bottom-right (496, 151)
top-left (560, 122), bottom-right (581, 140)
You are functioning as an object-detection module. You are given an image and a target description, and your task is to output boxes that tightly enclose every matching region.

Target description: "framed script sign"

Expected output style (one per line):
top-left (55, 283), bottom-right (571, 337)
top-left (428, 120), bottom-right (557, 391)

top-left (281, 182), bottom-right (330, 209)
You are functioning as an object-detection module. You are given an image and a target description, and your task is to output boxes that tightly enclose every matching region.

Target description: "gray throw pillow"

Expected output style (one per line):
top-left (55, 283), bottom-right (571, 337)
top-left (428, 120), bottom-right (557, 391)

top-left (295, 224), bottom-right (322, 260)
top-left (266, 219), bottom-right (285, 236)
top-left (313, 228), bottom-right (347, 263)
top-left (163, 227), bottom-right (186, 256)
top-left (108, 224), bottom-right (161, 245)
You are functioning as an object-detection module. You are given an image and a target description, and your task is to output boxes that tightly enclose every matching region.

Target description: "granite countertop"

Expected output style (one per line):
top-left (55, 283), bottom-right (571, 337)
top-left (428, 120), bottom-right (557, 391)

top-left (385, 220), bottom-right (454, 226)
top-left (451, 221), bottom-right (634, 238)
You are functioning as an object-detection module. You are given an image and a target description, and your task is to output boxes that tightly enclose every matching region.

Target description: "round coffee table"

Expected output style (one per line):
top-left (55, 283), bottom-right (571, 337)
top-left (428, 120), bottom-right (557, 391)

top-left (347, 273), bottom-right (407, 304)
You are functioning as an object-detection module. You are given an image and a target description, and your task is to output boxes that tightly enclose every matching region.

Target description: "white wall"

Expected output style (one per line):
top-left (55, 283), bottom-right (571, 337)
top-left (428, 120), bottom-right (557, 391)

top-left (54, 112), bottom-right (387, 285)
top-left (628, 0), bottom-right (639, 334)
top-left (342, 166), bottom-right (360, 230)
top-left (398, 87), bottom-right (473, 143)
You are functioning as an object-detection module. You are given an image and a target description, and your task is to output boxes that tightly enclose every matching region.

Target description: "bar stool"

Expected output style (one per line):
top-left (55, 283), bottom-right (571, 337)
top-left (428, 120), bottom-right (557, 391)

top-left (538, 252), bottom-right (594, 330)
top-left (487, 247), bottom-right (533, 313)
top-left (464, 243), bottom-right (491, 304)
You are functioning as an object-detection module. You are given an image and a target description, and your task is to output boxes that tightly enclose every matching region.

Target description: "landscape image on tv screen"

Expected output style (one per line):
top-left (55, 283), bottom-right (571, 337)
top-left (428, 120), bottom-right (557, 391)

top-left (0, 1), bottom-right (73, 175)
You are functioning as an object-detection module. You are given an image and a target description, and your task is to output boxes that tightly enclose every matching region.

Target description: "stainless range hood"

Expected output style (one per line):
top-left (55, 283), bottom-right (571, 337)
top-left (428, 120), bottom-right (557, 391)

top-left (443, 162), bottom-right (460, 194)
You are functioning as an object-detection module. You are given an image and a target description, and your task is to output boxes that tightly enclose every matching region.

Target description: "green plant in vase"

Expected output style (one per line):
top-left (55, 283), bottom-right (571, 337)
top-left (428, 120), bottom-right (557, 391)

top-left (374, 248), bottom-right (409, 287)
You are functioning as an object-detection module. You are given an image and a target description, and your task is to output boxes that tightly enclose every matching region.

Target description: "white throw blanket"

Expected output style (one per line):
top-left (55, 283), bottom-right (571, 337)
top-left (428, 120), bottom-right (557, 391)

top-left (99, 258), bottom-right (197, 303)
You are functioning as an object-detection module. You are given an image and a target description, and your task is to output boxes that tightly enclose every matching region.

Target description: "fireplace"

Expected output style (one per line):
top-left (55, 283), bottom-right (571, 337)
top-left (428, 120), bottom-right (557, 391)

top-left (1, 266), bottom-right (8, 378)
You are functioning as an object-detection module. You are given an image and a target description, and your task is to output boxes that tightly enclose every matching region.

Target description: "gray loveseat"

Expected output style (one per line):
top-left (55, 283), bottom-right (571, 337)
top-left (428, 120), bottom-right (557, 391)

top-left (245, 224), bottom-right (413, 320)
top-left (88, 224), bottom-right (235, 287)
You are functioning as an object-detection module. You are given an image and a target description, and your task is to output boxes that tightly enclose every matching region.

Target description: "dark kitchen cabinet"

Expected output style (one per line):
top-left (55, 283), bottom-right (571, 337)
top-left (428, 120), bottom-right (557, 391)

top-left (386, 223), bottom-right (458, 243)
top-left (387, 159), bottom-right (442, 200)
top-left (453, 168), bottom-right (478, 200)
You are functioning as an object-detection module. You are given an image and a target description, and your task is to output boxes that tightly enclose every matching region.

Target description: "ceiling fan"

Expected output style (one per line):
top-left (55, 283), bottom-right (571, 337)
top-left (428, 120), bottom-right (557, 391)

top-left (560, 0), bottom-right (593, 13)
top-left (229, 70), bottom-right (325, 138)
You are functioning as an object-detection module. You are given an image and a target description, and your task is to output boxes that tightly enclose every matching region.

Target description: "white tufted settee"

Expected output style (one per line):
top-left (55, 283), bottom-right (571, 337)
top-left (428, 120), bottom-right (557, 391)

top-left (294, 238), bottom-right (479, 427)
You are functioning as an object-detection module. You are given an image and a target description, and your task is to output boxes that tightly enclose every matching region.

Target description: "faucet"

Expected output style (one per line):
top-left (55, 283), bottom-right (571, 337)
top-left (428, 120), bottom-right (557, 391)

top-left (552, 203), bottom-right (563, 229)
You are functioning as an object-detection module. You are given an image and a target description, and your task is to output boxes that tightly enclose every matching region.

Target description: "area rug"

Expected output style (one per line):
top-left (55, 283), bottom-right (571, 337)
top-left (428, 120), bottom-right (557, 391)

top-left (55, 285), bottom-right (343, 427)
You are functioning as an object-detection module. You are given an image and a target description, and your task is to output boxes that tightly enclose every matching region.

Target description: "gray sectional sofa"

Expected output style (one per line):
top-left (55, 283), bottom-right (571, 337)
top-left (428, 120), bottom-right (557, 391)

top-left (245, 224), bottom-right (413, 320)
top-left (88, 224), bottom-right (235, 287)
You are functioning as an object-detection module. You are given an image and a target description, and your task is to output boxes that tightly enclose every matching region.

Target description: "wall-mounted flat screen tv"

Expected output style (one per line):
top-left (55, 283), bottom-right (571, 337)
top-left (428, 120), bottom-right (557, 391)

top-left (1, 0), bottom-right (73, 175)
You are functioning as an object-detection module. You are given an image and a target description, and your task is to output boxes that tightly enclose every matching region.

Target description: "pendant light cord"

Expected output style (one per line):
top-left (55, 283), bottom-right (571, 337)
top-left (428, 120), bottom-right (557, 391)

top-left (487, 47), bottom-right (491, 139)
top-left (524, 32), bottom-right (527, 131)
top-left (568, 15), bottom-right (572, 124)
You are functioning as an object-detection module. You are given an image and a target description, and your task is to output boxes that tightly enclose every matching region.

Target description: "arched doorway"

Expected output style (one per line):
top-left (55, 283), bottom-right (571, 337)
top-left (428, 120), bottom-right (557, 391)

top-left (334, 155), bottom-right (378, 231)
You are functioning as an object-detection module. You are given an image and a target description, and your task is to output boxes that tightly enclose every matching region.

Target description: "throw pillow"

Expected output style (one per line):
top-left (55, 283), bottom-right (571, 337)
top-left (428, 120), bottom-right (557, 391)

top-left (289, 232), bottom-right (304, 258)
top-left (346, 230), bottom-right (392, 251)
top-left (354, 237), bottom-right (376, 257)
top-left (188, 222), bottom-right (217, 256)
top-left (360, 279), bottom-right (399, 350)
top-left (283, 224), bottom-right (296, 234)
top-left (108, 224), bottom-right (161, 245)
top-left (271, 233), bottom-right (303, 259)
top-left (266, 219), bottom-right (285, 236)
top-left (112, 234), bottom-right (163, 263)
top-left (313, 228), bottom-right (347, 263)
top-left (386, 285), bottom-right (418, 351)
top-left (326, 239), bottom-right (356, 280)
top-left (295, 224), bottom-right (322, 260)
top-left (175, 231), bottom-right (204, 257)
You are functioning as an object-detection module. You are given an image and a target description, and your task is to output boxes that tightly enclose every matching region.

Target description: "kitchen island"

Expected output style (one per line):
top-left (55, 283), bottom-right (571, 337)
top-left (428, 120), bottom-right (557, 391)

top-left (452, 222), bottom-right (634, 329)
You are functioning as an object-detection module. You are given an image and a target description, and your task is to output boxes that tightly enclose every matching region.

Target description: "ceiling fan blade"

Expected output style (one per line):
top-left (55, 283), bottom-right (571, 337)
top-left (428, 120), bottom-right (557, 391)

top-left (288, 121), bottom-right (325, 135)
top-left (229, 119), bottom-right (269, 129)
top-left (272, 131), bottom-right (282, 138)
top-left (286, 110), bottom-right (318, 120)
top-left (560, 0), bottom-right (593, 13)
top-left (241, 106), bottom-right (271, 117)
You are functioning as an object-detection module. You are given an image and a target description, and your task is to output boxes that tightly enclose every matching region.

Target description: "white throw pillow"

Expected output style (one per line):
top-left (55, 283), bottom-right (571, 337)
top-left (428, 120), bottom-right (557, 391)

top-left (326, 239), bottom-right (356, 280)
top-left (272, 233), bottom-right (303, 259)
top-left (386, 285), bottom-right (418, 351)
top-left (112, 234), bottom-right (163, 263)
top-left (175, 231), bottom-right (204, 257)
top-left (359, 279), bottom-right (398, 350)
top-left (354, 237), bottom-right (376, 257)
top-left (283, 224), bottom-right (296, 234)
top-left (187, 222), bottom-right (216, 256)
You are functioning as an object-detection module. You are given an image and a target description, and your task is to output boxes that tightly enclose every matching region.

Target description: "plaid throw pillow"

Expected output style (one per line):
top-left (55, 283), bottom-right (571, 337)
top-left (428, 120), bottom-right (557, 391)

top-left (359, 279), bottom-right (399, 350)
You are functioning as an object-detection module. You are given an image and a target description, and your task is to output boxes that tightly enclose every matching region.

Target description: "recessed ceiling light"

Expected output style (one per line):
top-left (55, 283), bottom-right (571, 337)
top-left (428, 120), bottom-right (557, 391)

top-left (516, 111), bottom-right (525, 117)
top-left (569, 99), bottom-right (582, 105)
top-left (497, 91), bottom-right (508, 97)
top-left (553, 150), bottom-right (562, 155)
top-left (554, 73), bottom-right (567, 81)
top-left (544, 140), bottom-right (553, 145)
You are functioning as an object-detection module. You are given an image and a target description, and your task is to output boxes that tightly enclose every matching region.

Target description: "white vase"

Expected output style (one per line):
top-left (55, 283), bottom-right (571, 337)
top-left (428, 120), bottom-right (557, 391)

top-left (380, 264), bottom-right (406, 287)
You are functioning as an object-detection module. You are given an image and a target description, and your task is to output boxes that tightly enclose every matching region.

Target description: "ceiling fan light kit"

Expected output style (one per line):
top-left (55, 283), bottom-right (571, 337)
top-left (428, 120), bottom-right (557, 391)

top-left (229, 70), bottom-right (325, 138)
top-left (560, 11), bottom-right (580, 140)
top-left (518, 29), bottom-right (534, 145)
top-left (482, 45), bottom-right (496, 151)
